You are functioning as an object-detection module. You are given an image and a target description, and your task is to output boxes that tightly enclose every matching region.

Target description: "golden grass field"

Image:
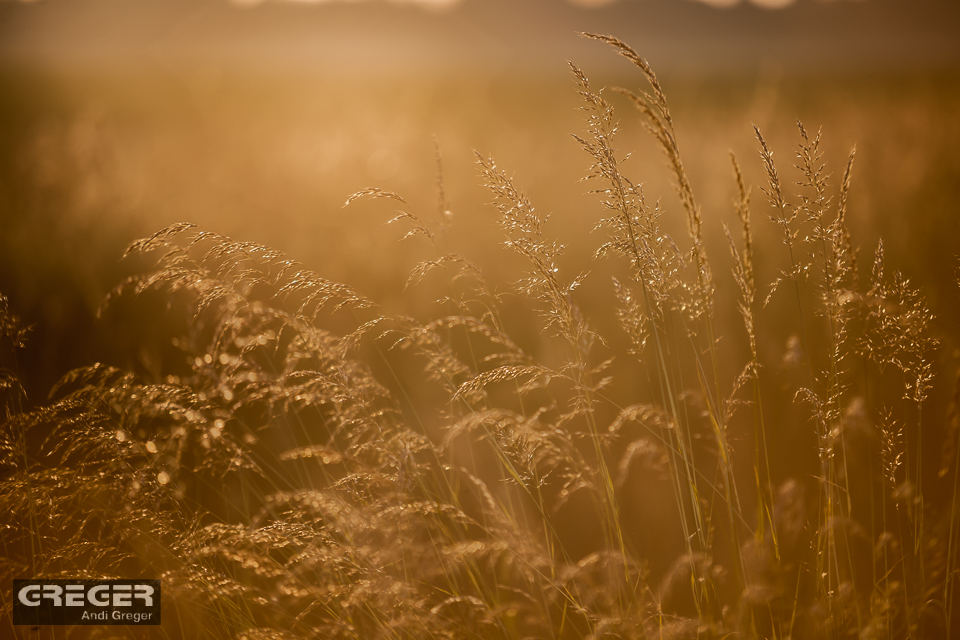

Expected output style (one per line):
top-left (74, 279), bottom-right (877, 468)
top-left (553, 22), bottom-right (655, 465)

top-left (2, 30), bottom-right (960, 639)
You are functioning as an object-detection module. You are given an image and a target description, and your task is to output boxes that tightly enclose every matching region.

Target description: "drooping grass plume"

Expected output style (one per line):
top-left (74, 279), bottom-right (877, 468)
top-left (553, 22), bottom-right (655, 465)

top-left (0, 35), bottom-right (956, 640)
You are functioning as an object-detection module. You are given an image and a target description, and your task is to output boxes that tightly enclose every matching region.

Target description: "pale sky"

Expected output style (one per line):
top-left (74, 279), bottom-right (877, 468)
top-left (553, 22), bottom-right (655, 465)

top-left (0, 0), bottom-right (956, 74)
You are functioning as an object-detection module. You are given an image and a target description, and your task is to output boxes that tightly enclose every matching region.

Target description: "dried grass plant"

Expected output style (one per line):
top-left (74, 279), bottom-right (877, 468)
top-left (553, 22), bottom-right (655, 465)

top-left (1, 35), bottom-right (957, 640)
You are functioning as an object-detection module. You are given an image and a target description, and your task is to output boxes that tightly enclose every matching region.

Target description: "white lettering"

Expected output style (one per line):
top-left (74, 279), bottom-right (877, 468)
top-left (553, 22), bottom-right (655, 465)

top-left (81, 610), bottom-right (107, 620)
top-left (17, 585), bottom-right (41, 607)
top-left (88, 585), bottom-right (111, 607)
top-left (134, 584), bottom-right (155, 607)
top-left (112, 584), bottom-right (132, 606)
top-left (15, 582), bottom-right (158, 611)
top-left (41, 585), bottom-right (62, 606)
top-left (112, 610), bottom-right (151, 623)
top-left (65, 585), bottom-right (85, 606)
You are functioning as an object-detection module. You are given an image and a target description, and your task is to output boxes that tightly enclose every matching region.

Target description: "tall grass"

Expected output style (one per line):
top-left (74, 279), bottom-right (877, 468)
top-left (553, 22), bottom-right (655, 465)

top-left (1, 35), bottom-right (957, 639)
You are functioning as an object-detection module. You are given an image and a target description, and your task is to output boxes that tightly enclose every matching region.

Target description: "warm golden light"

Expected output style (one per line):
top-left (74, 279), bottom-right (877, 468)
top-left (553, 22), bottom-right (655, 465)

top-left (0, 1), bottom-right (957, 639)
top-left (230, 0), bottom-right (462, 9)
top-left (748, 0), bottom-right (797, 8)
top-left (567, 0), bottom-right (621, 7)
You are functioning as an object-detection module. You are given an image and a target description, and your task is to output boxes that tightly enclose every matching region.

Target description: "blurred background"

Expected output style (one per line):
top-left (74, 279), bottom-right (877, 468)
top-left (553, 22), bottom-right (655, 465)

top-left (1, 0), bottom-right (959, 399)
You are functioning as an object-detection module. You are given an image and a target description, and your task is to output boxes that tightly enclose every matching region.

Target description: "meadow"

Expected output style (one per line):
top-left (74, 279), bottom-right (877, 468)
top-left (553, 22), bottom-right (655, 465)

top-left (1, 34), bottom-right (959, 639)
